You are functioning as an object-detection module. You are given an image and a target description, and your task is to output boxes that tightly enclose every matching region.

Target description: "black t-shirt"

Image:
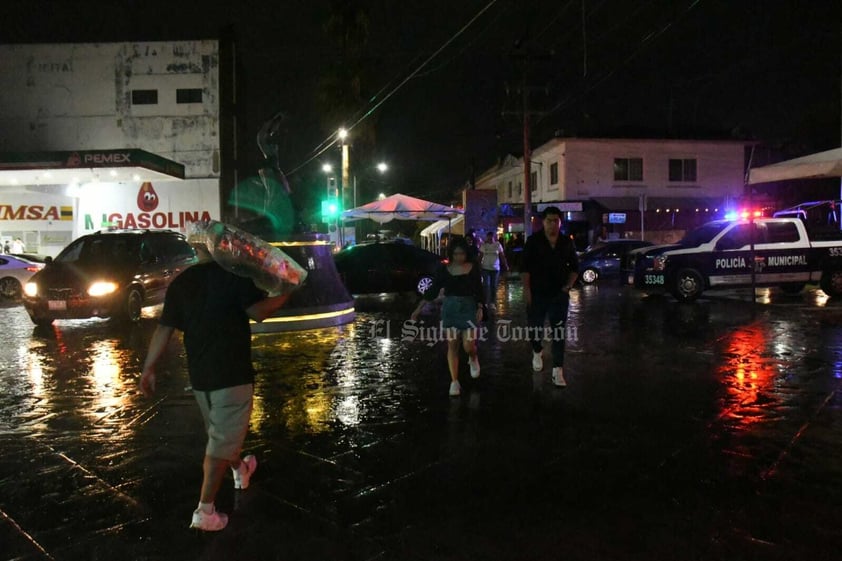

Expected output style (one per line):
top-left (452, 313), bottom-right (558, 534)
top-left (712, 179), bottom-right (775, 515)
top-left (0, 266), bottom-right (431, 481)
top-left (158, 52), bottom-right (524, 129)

top-left (423, 263), bottom-right (485, 303)
top-left (522, 230), bottom-right (580, 298)
top-left (159, 262), bottom-right (265, 391)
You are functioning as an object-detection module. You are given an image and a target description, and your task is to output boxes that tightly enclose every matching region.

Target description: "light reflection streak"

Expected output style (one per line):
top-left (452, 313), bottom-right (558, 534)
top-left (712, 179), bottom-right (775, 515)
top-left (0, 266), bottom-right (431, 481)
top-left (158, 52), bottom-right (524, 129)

top-left (717, 323), bottom-right (778, 430)
top-left (86, 339), bottom-right (128, 423)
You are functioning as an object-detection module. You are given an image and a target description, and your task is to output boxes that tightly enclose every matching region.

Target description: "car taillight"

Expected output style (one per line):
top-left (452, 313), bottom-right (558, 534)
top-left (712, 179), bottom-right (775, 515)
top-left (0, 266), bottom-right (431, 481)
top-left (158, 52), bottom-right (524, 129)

top-left (26, 267), bottom-right (39, 272)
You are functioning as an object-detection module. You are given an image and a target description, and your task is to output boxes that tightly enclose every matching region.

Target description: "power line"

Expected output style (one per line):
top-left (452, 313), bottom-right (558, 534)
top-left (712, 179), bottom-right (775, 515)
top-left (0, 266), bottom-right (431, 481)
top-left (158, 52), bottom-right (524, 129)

top-left (285, 0), bottom-right (502, 177)
top-left (537, 0), bottom-right (704, 124)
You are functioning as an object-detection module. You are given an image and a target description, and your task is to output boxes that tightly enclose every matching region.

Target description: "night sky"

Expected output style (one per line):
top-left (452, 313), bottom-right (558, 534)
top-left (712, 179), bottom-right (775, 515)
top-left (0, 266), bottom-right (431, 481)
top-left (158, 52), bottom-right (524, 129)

top-left (1, 0), bottom-right (840, 205)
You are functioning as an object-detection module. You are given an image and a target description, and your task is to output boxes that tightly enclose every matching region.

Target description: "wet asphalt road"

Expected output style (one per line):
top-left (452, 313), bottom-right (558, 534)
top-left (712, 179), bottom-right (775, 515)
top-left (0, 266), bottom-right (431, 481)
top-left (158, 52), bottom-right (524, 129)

top-left (1, 279), bottom-right (842, 560)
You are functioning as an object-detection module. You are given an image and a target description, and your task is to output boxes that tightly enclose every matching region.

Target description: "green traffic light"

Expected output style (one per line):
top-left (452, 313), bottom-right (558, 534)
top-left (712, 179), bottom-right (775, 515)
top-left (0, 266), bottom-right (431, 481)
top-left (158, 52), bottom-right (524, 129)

top-left (321, 198), bottom-right (341, 221)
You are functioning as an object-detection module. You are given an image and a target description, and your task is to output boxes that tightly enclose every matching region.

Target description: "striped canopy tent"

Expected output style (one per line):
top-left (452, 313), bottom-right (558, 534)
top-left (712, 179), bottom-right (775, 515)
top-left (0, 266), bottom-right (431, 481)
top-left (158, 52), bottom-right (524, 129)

top-left (341, 193), bottom-right (463, 224)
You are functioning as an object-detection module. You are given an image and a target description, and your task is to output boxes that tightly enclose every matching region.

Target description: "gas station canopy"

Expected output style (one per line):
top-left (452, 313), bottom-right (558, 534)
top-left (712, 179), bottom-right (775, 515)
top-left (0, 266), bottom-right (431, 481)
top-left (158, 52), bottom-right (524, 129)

top-left (0, 149), bottom-right (185, 187)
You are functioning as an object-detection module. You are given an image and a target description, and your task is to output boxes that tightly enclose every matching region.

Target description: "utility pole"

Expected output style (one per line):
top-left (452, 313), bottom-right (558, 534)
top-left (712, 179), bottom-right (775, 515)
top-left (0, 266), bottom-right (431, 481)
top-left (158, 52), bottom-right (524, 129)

top-left (505, 51), bottom-right (551, 238)
top-left (522, 68), bottom-right (533, 236)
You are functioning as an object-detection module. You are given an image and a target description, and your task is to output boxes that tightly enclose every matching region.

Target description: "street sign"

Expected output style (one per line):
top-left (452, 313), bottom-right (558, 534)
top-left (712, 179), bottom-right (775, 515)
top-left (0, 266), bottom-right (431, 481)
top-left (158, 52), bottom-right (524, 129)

top-left (608, 213), bottom-right (627, 224)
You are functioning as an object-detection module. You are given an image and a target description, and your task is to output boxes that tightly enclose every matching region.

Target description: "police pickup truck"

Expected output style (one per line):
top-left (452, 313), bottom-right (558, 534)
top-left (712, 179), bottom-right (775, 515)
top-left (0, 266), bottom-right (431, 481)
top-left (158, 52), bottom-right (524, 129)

top-left (632, 217), bottom-right (842, 302)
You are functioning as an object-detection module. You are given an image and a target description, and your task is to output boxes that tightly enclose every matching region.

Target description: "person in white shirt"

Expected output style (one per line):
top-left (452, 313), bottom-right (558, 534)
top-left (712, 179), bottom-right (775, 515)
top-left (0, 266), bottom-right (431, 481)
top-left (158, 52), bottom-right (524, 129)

top-left (479, 231), bottom-right (508, 309)
top-left (10, 238), bottom-right (25, 254)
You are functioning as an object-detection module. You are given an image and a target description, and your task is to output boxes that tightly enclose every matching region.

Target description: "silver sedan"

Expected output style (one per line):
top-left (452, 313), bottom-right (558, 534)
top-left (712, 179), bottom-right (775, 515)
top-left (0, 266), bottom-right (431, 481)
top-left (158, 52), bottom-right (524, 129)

top-left (0, 255), bottom-right (44, 299)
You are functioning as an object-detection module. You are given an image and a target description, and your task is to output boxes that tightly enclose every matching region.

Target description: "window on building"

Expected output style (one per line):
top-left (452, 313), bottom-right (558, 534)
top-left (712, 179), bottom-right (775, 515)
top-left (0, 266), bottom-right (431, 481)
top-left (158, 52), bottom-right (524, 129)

top-left (530, 171), bottom-right (538, 191)
top-left (614, 158), bottom-right (643, 181)
top-left (669, 158), bottom-right (698, 182)
top-left (176, 88), bottom-right (204, 104)
top-left (517, 182), bottom-right (523, 198)
top-left (131, 89), bottom-right (158, 105)
top-left (507, 181), bottom-right (513, 199)
top-left (549, 162), bottom-right (559, 185)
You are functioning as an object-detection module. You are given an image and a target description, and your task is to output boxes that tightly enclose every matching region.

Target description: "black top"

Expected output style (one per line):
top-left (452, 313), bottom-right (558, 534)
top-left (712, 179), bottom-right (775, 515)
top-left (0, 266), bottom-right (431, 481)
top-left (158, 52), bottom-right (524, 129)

top-left (159, 262), bottom-right (265, 391)
top-left (424, 263), bottom-right (485, 303)
top-left (522, 230), bottom-right (580, 298)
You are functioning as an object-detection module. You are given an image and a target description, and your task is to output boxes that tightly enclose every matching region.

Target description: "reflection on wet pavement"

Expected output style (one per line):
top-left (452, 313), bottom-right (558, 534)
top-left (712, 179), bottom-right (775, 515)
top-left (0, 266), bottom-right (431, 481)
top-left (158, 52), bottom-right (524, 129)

top-left (0, 282), bottom-right (841, 559)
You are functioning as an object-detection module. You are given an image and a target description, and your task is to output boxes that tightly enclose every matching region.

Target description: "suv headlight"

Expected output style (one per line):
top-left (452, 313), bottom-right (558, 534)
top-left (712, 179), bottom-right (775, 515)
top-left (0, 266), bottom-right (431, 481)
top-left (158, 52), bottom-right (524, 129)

top-left (653, 256), bottom-right (668, 271)
top-left (24, 282), bottom-right (38, 297)
top-left (88, 281), bottom-right (118, 297)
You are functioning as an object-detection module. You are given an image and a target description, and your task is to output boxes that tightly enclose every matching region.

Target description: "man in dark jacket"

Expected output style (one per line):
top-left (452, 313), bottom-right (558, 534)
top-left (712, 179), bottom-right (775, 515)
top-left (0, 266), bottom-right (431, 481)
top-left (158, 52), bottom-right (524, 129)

top-left (521, 207), bottom-right (579, 387)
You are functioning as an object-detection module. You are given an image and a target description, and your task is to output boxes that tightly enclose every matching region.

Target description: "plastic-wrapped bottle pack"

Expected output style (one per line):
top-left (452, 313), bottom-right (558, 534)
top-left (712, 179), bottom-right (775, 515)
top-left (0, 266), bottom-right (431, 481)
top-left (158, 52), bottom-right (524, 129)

top-left (188, 219), bottom-right (307, 296)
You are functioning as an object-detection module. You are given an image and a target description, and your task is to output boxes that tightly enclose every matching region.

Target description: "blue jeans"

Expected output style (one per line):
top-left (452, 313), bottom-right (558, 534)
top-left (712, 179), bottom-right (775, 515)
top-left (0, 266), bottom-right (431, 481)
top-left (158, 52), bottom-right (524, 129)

top-left (527, 294), bottom-right (570, 367)
top-left (481, 268), bottom-right (500, 304)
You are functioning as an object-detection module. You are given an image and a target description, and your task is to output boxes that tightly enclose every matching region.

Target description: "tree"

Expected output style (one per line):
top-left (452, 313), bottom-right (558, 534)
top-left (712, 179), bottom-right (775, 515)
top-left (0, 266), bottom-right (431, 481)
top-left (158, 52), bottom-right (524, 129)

top-left (317, 0), bottom-right (377, 156)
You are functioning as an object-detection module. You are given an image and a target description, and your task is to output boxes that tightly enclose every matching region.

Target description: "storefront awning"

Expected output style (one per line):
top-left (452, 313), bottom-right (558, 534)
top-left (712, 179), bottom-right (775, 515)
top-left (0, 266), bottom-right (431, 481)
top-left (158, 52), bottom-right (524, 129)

top-left (646, 197), bottom-right (725, 211)
top-left (593, 196), bottom-right (726, 212)
top-left (0, 149), bottom-right (185, 187)
top-left (591, 197), bottom-right (642, 211)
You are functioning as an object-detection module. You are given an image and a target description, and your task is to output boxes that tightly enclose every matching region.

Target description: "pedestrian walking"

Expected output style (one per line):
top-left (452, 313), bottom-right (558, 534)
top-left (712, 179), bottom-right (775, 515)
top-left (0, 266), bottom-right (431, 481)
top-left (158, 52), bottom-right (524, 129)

top-left (479, 231), bottom-right (508, 309)
top-left (410, 238), bottom-right (484, 397)
top-left (140, 251), bottom-right (291, 532)
top-left (465, 229), bottom-right (481, 264)
top-left (522, 206), bottom-right (579, 387)
top-left (2, 240), bottom-right (9, 254)
top-left (10, 237), bottom-right (24, 254)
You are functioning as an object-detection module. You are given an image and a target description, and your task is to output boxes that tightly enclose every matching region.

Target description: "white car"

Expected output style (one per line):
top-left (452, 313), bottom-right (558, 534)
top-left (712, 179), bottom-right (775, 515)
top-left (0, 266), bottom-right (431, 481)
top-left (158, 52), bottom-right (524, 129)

top-left (0, 255), bottom-right (44, 299)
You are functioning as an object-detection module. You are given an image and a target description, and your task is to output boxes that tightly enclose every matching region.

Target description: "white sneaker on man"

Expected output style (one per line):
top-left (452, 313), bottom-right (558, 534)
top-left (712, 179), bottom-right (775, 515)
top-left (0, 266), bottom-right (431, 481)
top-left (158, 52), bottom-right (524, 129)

top-left (552, 367), bottom-right (567, 387)
top-left (469, 357), bottom-right (480, 379)
top-left (532, 351), bottom-right (543, 372)
top-left (190, 507), bottom-right (228, 531)
top-left (232, 454), bottom-right (258, 490)
top-left (449, 380), bottom-right (461, 396)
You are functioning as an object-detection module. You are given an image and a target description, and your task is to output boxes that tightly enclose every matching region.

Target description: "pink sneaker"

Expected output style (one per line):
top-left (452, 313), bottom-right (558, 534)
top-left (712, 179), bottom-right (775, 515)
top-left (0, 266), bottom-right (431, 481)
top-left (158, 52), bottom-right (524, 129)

top-left (232, 455), bottom-right (258, 490)
top-left (190, 507), bottom-right (228, 531)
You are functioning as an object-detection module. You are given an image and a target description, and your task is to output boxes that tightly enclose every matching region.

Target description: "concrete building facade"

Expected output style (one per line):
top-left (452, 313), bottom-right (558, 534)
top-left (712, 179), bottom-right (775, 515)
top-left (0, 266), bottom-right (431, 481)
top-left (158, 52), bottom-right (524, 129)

top-left (473, 137), bottom-right (748, 245)
top-left (0, 40), bottom-right (229, 255)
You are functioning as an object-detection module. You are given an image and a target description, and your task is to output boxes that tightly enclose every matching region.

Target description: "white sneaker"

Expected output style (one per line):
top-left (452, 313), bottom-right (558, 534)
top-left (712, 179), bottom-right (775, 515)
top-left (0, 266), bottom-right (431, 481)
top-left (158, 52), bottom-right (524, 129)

top-left (449, 380), bottom-right (461, 396)
top-left (552, 367), bottom-right (567, 387)
top-left (469, 357), bottom-right (480, 379)
top-left (532, 351), bottom-right (543, 372)
top-left (232, 455), bottom-right (258, 490)
top-left (190, 507), bottom-right (228, 531)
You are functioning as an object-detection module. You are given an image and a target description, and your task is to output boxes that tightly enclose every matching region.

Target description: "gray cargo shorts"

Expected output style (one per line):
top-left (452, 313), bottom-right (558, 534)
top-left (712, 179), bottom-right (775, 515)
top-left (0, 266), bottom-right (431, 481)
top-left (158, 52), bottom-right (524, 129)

top-left (193, 383), bottom-right (254, 461)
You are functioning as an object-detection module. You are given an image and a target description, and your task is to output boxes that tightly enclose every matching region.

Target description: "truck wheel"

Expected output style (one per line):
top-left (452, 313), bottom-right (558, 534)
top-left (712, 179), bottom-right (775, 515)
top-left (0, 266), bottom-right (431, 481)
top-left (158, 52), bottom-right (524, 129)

top-left (820, 271), bottom-right (842, 298)
top-left (581, 268), bottom-right (599, 284)
top-left (780, 283), bottom-right (805, 294)
top-left (672, 268), bottom-right (704, 302)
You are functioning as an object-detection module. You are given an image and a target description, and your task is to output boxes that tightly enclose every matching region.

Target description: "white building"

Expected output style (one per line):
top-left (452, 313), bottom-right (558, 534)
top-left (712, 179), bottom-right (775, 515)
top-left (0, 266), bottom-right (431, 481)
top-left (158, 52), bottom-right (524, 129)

top-left (474, 137), bottom-right (748, 243)
top-left (0, 40), bottom-right (231, 255)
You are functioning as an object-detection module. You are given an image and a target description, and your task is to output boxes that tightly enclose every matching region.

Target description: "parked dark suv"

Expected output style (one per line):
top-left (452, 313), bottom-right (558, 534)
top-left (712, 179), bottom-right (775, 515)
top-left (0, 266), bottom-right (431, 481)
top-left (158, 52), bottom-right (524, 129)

top-left (23, 230), bottom-right (197, 325)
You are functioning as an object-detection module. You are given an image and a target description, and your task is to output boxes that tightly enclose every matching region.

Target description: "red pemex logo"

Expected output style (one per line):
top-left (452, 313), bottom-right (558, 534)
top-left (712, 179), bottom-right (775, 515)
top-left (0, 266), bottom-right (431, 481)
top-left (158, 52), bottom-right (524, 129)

top-left (66, 152), bottom-right (81, 167)
top-left (137, 182), bottom-right (159, 212)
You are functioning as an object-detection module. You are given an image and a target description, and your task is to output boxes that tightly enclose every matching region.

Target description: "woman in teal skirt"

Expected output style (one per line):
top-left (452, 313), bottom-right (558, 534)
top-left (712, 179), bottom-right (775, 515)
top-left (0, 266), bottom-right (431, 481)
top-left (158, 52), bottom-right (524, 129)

top-left (411, 239), bottom-right (485, 396)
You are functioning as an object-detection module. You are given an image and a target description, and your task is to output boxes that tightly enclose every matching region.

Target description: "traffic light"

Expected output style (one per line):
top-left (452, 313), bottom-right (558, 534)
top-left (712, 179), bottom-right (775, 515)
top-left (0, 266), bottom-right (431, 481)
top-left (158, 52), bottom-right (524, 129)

top-left (321, 198), bottom-right (341, 222)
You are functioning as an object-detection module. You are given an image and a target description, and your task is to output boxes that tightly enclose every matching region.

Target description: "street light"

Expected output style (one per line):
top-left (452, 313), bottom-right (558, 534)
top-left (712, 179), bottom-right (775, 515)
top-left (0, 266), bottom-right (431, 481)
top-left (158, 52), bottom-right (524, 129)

top-left (338, 128), bottom-right (348, 141)
top-left (378, 192), bottom-right (386, 200)
top-left (321, 163), bottom-right (333, 173)
top-left (377, 162), bottom-right (388, 173)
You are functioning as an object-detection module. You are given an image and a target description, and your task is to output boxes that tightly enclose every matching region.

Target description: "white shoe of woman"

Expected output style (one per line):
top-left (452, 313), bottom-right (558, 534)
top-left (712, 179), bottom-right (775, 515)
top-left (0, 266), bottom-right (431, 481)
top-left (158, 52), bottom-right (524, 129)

top-left (449, 380), bottom-right (461, 396)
